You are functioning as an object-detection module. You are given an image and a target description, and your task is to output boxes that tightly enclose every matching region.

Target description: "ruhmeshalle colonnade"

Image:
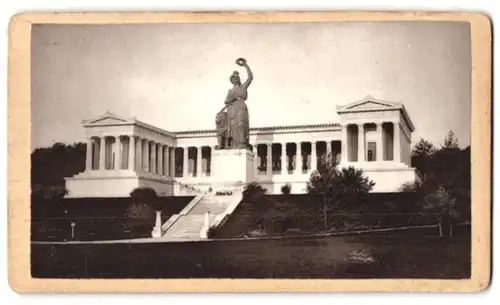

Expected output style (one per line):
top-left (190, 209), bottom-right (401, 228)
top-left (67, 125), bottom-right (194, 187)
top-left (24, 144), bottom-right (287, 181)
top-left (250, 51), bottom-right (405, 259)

top-left (65, 95), bottom-right (420, 198)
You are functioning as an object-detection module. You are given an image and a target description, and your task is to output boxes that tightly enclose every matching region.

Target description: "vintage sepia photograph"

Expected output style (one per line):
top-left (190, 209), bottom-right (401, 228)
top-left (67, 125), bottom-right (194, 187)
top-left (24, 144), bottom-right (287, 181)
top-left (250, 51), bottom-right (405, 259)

top-left (7, 11), bottom-right (491, 292)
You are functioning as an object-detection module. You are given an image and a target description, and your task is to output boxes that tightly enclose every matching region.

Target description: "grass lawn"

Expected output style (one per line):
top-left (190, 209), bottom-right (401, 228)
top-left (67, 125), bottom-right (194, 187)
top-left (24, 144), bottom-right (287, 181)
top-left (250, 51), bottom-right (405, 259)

top-left (31, 196), bottom-right (194, 241)
top-left (31, 226), bottom-right (470, 279)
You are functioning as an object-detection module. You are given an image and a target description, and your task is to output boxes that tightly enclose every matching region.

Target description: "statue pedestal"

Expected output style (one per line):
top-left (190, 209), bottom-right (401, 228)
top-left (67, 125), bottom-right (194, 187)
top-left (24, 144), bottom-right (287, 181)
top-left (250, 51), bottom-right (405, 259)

top-left (210, 148), bottom-right (254, 192)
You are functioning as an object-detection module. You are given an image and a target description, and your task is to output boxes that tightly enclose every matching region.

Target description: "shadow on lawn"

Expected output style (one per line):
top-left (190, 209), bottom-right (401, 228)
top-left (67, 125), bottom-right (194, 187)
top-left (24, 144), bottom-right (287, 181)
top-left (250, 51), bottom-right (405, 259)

top-left (31, 226), bottom-right (471, 279)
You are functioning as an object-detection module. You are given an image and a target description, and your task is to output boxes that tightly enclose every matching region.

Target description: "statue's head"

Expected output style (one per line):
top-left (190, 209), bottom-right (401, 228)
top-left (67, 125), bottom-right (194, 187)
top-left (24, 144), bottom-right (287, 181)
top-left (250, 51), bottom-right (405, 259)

top-left (230, 71), bottom-right (241, 85)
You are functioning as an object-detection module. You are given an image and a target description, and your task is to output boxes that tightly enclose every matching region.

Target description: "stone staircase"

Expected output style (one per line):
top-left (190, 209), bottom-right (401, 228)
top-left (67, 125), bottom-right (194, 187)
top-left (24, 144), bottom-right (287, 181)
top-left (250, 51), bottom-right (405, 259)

top-left (161, 194), bottom-right (241, 241)
top-left (190, 196), bottom-right (229, 214)
top-left (162, 215), bottom-right (208, 240)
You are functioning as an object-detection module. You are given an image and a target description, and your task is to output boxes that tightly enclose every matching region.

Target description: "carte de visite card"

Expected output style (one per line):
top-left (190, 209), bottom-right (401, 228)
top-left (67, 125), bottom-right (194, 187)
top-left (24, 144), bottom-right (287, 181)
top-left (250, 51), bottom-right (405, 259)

top-left (7, 11), bottom-right (491, 293)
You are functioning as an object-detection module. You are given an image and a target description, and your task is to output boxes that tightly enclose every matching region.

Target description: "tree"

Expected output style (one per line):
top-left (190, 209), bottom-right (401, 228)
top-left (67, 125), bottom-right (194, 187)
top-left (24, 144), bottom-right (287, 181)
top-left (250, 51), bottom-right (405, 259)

top-left (130, 187), bottom-right (162, 211)
top-left (442, 130), bottom-right (459, 150)
top-left (281, 183), bottom-right (291, 196)
top-left (125, 188), bottom-right (159, 235)
top-left (130, 187), bottom-right (157, 200)
top-left (423, 186), bottom-right (459, 237)
top-left (306, 153), bottom-right (375, 228)
top-left (335, 167), bottom-right (375, 194)
top-left (411, 138), bottom-right (437, 177)
top-left (242, 182), bottom-right (267, 202)
top-left (399, 181), bottom-right (423, 193)
top-left (31, 142), bottom-right (86, 188)
top-left (412, 139), bottom-right (437, 157)
top-left (306, 153), bottom-right (339, 228)
top-left (409, 131), bottom-right (470, 224)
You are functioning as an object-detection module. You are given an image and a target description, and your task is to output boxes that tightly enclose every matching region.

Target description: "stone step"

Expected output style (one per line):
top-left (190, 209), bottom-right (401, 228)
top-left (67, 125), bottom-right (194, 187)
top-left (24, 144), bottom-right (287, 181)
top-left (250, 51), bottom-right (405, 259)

top-left (188, 196), bottom-right (230, 215)
top-left (190, 205), bottom-right (227, 214)
top-left (161, 193), bottom-right (242, 240)
top-left (163, 215), bottom-right (206, 239)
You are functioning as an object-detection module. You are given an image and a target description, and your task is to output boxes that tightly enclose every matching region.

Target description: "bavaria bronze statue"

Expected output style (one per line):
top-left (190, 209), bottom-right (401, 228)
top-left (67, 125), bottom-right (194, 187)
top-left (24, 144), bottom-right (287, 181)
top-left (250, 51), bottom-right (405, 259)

top-left (215, 58), bottom-right (253, 149)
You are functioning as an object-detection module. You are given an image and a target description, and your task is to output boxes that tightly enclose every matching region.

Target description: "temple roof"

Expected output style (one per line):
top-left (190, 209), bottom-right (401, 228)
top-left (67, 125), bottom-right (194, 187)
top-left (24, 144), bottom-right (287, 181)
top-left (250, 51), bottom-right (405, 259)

top-left (82, 112), bottom-right (340, 137)
top-left (83, 95), bottom-right (415, 137)
top-left (336, 95), bottom-right (415, 132)
top-left (82, 111), bottom-right (176, 137)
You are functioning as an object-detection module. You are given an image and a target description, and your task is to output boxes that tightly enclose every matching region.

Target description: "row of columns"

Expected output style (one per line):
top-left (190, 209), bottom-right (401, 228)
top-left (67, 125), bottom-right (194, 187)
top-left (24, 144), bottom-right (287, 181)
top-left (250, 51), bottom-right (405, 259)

top-left (85, 135), bottom-right (176, 177)
top-left (86, 139), bottom-right (342, 178)
top-left (341, 121), bottom-right (400, 163)
top-left (252, 141), bottom-right (341, 176)
top-left (170, 141), bottom-right (341, 178)
top-left (85, 123), bottom-right (402, 178)
top-left (180, 146), bottom-right (207, 178)
top-left (134, 137), bottom-right (174, 176)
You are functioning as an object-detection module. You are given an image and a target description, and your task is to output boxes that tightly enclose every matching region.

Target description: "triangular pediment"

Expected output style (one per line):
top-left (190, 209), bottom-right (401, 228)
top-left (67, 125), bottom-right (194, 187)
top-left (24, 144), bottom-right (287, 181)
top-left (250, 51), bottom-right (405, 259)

top-left (337, 95), bottom-right (402, 113)
top-left (336, 95), bottom-right (415, 132)
top-left (83, 112), bottom-right (133, 126)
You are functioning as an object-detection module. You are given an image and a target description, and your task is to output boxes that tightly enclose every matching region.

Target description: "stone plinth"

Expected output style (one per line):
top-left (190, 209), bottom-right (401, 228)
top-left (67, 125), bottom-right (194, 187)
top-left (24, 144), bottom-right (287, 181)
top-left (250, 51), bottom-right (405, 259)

top-left (64, 170), bottom-right (174, 198)
top-left (151, 210), bottom-right (163, 238)
top-left (210, 148), bottom-right (254, 192)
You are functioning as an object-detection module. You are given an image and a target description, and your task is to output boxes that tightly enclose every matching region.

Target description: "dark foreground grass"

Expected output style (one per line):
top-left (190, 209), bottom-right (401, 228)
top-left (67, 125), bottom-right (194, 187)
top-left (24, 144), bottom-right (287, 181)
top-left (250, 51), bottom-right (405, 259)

top-left (31, 226), bottom-right (470, 279)
top-left (31, 196), bottom-right (194, 241)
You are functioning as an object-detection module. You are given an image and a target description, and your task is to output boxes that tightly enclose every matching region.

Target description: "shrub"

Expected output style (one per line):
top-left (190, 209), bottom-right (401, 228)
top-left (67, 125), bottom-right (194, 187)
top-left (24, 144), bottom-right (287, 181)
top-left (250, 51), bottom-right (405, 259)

top-left (281, 183), bottom-right (291, 196)
top-left (399, 181), bottom-right (426, 197)
top-left (123, 202), bottom-right (155, 235)
top-left (306, 154), bottom-right (375, 228)
top-left (130, 187), bottom-right (161, 211)
top-left (423, 186), bottom-right (460, 237)
top-left (31, 185), bottom-right (68, 201)
top-left (399, 181), bottom-right (421, 192)
top-left (130, 187), bottom-right (157, 199)
top-left (242, 182), bottom-right (267, 202)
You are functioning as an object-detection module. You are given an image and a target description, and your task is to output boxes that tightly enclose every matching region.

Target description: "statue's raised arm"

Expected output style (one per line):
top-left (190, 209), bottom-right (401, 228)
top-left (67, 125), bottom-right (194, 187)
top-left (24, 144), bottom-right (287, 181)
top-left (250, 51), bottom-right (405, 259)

top-left (236, 58), bottom-right (253, 89)
top-left (215, 57), bottom-right (253, 149)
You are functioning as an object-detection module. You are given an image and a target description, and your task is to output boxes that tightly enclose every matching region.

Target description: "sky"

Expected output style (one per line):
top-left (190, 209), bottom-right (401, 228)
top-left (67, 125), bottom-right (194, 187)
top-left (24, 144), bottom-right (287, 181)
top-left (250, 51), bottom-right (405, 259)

top-left (31, 21), bottom-right (471, 150)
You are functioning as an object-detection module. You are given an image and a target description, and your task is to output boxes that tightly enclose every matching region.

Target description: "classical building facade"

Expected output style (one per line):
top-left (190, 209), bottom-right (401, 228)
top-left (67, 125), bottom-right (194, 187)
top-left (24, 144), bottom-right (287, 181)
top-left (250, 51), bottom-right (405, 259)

top-left (65, 96), bottom-right (421, 197)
